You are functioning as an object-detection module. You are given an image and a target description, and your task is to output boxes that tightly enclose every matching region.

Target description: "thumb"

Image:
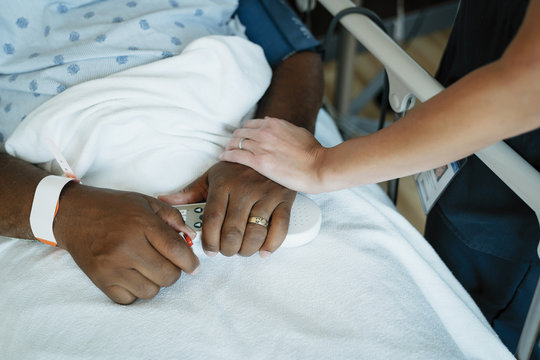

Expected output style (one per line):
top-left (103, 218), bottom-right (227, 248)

top-left (145, 196), bottom-right (198, 240)
top-left (158, 171), bottom-right (209, 205)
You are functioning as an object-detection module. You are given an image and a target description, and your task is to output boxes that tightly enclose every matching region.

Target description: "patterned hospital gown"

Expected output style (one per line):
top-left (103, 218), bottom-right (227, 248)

top-left (0, 0), bottom-right (244, 145)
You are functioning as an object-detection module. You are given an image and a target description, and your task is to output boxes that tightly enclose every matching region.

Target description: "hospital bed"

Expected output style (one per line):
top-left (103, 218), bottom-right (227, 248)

top-left (0, 2), bottom-right (537, 360)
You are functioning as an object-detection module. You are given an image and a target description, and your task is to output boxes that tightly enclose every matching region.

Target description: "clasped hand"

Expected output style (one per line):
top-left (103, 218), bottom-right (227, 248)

top-left (52, 161), bottom-right (295, 304)
top-left (221, 117), bottom-right (327, 193)
top-left (159, 161), bottom-right (296, 258)
top-left (53, 184), bottom-right (200, 305)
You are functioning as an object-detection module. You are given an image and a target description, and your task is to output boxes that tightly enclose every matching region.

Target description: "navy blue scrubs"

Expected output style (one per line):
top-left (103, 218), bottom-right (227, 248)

top-left (425, 0), bottom-right (540, 356)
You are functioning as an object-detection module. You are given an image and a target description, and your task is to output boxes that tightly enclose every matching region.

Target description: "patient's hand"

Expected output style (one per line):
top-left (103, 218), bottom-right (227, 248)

top-left (53, 184), bottom-right (200, 305)
top-left (159, 161), bottom-right (295, 258)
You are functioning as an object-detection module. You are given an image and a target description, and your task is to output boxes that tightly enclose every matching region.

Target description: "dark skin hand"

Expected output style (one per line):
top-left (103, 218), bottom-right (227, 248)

top-left (0, 51), bottom-right (323, 303)
top-left (160, 162), bottom-right (296, 257)
top-left (0, 153), bottom-right (199, 305)
top-left (55, 184), bottom-right (200, 304)
top-left (159, 51), bottom-right (324, 258)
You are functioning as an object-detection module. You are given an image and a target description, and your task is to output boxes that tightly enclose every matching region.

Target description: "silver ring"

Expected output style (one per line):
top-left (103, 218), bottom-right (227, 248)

top-left (238, 137), bottom-right (246, 150)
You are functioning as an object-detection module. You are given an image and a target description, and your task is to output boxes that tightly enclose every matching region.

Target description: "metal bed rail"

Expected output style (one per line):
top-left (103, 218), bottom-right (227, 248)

top-left (317, 0), bottom-right (540, 358)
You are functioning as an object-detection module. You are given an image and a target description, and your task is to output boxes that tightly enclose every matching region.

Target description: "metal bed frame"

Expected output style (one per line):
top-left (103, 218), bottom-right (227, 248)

top-left (317, 0), bottom-right (540, 358)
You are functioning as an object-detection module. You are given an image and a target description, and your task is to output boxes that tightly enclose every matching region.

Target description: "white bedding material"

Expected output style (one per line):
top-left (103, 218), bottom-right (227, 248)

top-left (0, 37), bottom-right (513, 358)
top-left (0, 182), bottom-right (513, 359)
top-left (5, 35), bottom-right (271, 196)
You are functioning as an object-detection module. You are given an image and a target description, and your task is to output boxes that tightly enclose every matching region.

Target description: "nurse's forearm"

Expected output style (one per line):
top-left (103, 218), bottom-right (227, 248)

top-left (319, 0), bottom-right (540, 192)
top-left (319, 57), bottom-right (540, 191)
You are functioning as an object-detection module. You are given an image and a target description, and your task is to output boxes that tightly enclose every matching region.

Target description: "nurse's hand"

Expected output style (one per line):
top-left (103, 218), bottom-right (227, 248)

top-left (220, 117), bottom-right (327, 194)
top-left (53, 184), bottom-right (200, 305)
top-left (158, 161), bottom-right (295, 258)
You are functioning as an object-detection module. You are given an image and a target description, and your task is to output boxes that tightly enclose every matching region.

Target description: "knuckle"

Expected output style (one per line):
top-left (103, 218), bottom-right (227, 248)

top-left (137, 282), bottom-right (160, 300)
top-left (87, 239), bottom-right (125, 268)
top-left (274, 206), bottom-right (293, 222)
top-left (156, 204), bottom-right (171, 214)
top-left (159, 267), bottom-right (182, 287)
top-left (172, 208), bottom-right (185, 222)
top-left (221, 226), bottom-right (243, 245)
top-left (273, 222), bottom-right (290, 236)
top-left (259, 128), bottom-right (273, 141)
top-left (245, 226), bottom-right (267, 243)
top-left (270, 118), bottom-right (283, 130)
top-left (271, 218), bottom-right (291, 236)
top-left (238, 229), bottom-right (266, 257)
top-left (202, 210), bottom-right (222, 225)
top-left (273, 189), bottom-right (295, 202)
top-left (122, 213), bottom-right (155, 236)
top-left (220, 228), bottom-right (243, 257)
top-left (157, 205), bottom-right (177, 219)
top-left (105, 285), bottom-right (136, 305)
top-left (266, 117), bottom-right (277, 126)
top-left (159, 237), bottom-right (183, 258)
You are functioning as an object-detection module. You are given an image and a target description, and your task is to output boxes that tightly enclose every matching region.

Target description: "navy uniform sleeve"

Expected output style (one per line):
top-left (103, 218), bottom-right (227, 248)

top-left (237, 0), bottom-right (320, 68)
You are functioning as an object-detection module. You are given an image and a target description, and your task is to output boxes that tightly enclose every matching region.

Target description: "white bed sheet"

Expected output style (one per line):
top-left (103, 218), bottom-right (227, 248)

top-left (0, 35), bottom-right (513, 359)
top-left (0, 110), bottom-right (513, 360)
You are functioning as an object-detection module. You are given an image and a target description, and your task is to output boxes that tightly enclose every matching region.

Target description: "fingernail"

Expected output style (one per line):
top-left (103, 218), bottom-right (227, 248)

top-left (259, 250), bottom-right (272, 258)
top-left (186, 226), bottom-right (197, 239)
top-left (191, 265), bottom-right (200, 276)
top-left (204, 250), bottom-right (217, 257)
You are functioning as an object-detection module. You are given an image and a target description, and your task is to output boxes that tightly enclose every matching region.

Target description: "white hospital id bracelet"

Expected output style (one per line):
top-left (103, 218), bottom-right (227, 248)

top-left (30, 175), bottom-right (76, 246)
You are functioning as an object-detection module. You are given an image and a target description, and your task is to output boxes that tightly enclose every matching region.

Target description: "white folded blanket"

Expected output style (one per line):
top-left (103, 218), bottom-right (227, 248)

top-left (5, 35), bottom-right (271, 196)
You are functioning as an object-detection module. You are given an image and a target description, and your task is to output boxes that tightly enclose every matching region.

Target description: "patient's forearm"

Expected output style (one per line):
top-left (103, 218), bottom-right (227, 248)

top-left (256, 51), bottom-right (324, 132)
top-left (320, 57), bottom-right (540, 191)
top-left (0, 153), bottom-right (48, 239)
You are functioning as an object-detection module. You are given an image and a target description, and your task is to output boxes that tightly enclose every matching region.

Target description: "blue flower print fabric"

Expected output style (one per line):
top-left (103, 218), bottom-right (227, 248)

top-left (0, 0), bottom-right (243, 144)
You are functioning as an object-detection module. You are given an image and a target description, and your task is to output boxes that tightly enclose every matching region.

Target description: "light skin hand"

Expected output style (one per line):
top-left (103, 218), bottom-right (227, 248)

top-left (54, 183), bottom-right (200, 305)
top-left (159, 161), bottom-right (295, 258)
top-left (223, 1), bottom-right (540, 194)
top-left (221, 117), bottom-right (328, 194)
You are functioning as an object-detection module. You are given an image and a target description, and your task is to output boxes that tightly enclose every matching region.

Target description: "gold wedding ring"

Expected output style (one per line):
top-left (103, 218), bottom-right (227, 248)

top-left (247, 216), bottom-right (268, 228)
